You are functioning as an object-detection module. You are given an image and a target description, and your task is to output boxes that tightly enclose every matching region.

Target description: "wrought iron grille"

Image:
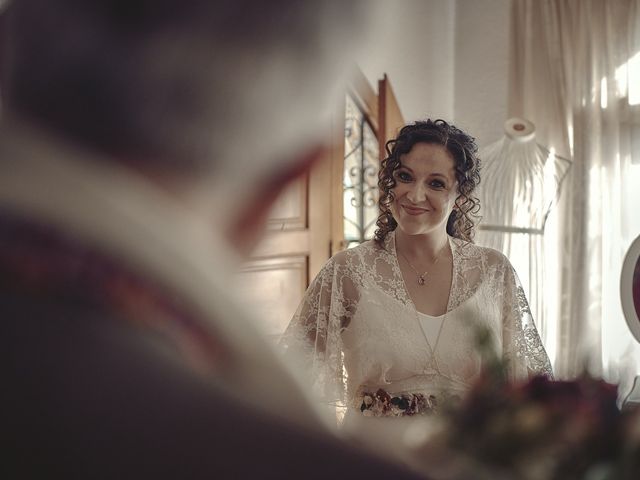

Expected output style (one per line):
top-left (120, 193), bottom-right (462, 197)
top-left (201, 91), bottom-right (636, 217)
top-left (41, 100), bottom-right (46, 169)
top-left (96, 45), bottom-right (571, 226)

top-left (343, 95), bottom-right (379, 248)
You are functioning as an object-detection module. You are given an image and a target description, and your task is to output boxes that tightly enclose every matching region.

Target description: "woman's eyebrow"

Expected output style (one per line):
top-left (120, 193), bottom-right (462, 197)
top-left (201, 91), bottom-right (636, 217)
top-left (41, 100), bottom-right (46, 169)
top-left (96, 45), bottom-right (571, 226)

top-left (430, 172), bottom-right (449, 180)
top-left (398, 165), bottom-right (453, 181)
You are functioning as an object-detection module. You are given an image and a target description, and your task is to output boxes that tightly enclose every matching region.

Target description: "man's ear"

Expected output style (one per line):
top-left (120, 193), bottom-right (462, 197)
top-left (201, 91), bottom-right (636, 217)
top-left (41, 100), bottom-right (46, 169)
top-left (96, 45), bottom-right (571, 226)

top-left (225, 145), bottom-right (327, 257)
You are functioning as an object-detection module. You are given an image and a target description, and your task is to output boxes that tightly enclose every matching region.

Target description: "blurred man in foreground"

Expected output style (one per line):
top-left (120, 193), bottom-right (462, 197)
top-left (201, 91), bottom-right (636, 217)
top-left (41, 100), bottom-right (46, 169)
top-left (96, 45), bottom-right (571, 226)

top-left (0, 0), bottom-right (423, 477)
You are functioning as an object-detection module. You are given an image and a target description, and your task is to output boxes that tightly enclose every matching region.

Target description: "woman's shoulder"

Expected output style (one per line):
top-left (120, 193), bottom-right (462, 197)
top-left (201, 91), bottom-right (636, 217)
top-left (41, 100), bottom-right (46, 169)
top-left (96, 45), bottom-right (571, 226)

top-left (309, 240), bottom-right (384, 288)
top-left (451, 237), bottom-right (512, 268)
top-left (329, 239), bottom-right (386, 266)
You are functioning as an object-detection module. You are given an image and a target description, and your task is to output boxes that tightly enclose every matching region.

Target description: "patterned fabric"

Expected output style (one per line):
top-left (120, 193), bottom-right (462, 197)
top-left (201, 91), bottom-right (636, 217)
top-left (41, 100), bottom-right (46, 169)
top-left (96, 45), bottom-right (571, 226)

top-left (0, 213), bottom-right (226, 373)
top-left (358, 388), bottom-right (438, 417)
top-left (281, 231), bottom-right (554, 414)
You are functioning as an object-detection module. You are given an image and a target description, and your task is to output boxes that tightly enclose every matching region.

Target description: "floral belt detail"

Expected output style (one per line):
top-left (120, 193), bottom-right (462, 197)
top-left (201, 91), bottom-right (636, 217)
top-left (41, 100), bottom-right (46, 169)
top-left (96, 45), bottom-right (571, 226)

top-left (359, 388), bottom-right (438, 417)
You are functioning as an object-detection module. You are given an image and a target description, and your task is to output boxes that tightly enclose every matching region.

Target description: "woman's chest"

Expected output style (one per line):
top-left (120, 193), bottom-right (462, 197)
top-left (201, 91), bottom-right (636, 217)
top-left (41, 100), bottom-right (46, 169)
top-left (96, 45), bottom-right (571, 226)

top-left (341, 283), bottom-right (502, 383)
top-left (398, 256), bottom-right (453, 317)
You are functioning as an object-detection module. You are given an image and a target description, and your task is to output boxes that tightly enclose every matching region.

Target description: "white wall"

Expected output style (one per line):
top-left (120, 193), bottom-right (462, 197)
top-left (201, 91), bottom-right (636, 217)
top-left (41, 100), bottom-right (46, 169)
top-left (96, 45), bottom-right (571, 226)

top-left (358, 0), bottom-right (512, 149)
top-left (358, 0), bottom-right (455, 123)
top-left (453, 0), bottom-right (512, 148)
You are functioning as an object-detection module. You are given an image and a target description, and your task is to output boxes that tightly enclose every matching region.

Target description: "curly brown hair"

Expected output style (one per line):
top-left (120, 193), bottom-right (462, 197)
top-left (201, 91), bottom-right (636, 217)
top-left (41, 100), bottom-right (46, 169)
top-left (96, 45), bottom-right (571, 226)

top-left (374, 119), bottom-right (481, 245)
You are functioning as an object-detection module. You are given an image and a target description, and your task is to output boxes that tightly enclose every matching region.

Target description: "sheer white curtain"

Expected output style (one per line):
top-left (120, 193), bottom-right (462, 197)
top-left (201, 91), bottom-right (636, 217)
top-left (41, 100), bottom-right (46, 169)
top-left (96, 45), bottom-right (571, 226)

top-left (510, 0), bottom-right (640, 394)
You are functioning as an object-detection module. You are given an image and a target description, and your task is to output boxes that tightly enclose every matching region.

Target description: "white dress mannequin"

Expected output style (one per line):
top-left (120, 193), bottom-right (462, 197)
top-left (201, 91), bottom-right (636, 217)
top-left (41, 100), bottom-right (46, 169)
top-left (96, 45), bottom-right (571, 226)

top-left (475, 117), bottom-right (572, 348)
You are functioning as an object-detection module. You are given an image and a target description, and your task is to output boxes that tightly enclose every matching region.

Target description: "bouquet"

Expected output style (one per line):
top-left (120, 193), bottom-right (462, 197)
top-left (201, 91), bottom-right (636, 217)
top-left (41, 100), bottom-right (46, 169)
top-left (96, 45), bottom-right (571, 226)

top-left (414, 330), bottom-right (640, 480)
top-left (440, 373), bottom-right (640, 479)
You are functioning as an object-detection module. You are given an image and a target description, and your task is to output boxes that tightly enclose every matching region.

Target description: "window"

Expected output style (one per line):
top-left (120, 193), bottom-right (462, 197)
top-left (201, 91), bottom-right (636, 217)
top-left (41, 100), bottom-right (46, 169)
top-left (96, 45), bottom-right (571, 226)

top-left (343, 94), bottom-right (379, 248)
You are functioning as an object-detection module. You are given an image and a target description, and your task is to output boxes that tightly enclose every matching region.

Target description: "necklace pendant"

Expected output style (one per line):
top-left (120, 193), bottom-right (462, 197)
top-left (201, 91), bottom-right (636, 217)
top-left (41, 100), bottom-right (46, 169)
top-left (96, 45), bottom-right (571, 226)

top-left (418, 275), bottom-right (426, 285)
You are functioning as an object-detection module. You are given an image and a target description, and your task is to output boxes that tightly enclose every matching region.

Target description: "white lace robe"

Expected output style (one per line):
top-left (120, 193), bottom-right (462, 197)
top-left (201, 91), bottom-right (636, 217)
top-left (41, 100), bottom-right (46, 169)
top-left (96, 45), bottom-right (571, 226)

top-left (281, 231), bottom-right (553, 413)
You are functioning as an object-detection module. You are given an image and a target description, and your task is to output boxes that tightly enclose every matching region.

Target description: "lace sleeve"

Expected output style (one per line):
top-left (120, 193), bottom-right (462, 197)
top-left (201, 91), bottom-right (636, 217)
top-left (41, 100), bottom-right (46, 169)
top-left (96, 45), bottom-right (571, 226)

top-left (280, 256), bottom-right (358, 407)
top-left (500, 260), bottom-right (554, 381)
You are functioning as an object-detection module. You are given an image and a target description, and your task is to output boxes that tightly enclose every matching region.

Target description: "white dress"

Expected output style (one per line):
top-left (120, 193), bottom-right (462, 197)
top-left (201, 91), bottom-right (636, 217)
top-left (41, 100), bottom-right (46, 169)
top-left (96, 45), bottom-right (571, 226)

top-left (281, 231), bottom-right (553, 417)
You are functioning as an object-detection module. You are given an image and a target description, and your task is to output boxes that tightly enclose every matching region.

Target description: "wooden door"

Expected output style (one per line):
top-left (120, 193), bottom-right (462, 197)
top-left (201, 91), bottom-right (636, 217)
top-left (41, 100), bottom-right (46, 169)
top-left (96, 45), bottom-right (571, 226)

top-left (238, 71), bottom-right (404, 340)
top-left (238, 177), bottom-right (309, 340)
top-left (237, 118), bottom-right (343, 340)
top-left (378, 73), bottom-right (405, 160)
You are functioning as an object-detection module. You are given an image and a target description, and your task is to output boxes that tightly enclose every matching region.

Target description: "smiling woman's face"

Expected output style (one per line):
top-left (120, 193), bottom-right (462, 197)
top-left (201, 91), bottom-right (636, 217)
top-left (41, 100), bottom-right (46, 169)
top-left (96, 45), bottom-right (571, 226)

top-left (390, 142), bottom-right (458, 237)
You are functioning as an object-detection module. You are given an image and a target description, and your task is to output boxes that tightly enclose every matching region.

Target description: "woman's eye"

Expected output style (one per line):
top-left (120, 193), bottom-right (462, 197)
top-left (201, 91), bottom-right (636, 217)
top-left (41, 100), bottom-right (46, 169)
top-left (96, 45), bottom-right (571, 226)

top-left (430, 180), bottom-right (446, 189)
top-left (395, 171), bottom-right (412, 182)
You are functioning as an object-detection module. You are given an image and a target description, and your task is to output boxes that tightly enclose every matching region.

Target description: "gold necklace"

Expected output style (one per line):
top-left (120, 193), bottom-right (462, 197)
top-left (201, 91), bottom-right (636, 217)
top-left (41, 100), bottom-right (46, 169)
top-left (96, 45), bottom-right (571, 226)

top-left (397, 244), bottom-right (446, 286)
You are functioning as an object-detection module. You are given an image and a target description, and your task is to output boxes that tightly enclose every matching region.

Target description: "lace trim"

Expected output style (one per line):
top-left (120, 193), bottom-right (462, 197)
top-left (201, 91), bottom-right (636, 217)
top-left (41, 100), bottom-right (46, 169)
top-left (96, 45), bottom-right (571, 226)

top-left (511, 286), bottom-right (554, 379)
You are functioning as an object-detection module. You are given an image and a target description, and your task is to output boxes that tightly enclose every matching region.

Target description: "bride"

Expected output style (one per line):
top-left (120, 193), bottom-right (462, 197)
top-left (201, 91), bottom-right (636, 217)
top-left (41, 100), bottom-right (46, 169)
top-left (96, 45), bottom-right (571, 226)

top-left (282, 119), bottom-right (553, 422)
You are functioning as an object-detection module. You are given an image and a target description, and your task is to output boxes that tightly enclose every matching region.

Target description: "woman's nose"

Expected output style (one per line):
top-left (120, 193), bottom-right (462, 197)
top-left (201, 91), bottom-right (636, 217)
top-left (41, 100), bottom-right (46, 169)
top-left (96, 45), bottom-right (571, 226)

top-left (406, 182), bottom-right (427, 203)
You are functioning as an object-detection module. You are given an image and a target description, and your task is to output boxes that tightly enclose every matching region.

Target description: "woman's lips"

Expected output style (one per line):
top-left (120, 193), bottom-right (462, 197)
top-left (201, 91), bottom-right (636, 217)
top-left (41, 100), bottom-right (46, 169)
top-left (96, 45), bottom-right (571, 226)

top-left (401, 204), bottom-right (428, 215)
